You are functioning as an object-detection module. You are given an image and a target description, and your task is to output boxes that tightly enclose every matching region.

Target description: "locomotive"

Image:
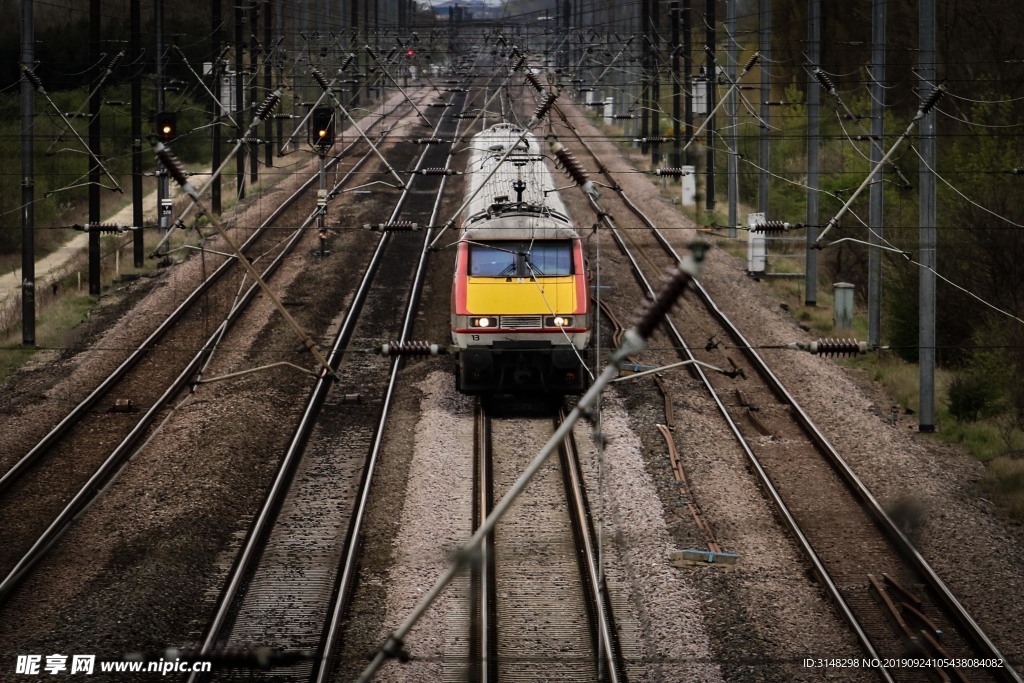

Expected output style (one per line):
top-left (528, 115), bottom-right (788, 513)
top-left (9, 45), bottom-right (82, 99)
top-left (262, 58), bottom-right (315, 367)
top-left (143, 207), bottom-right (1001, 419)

top-left (450, 123), bottom-right (592, 394)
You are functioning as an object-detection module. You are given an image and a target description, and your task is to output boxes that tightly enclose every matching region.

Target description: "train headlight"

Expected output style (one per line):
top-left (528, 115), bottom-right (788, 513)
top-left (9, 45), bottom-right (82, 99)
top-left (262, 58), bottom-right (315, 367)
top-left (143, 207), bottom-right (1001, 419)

top-left (470, 316), bottom-right (498, 328)
top-left (546, 316), bottom-right (573, 327)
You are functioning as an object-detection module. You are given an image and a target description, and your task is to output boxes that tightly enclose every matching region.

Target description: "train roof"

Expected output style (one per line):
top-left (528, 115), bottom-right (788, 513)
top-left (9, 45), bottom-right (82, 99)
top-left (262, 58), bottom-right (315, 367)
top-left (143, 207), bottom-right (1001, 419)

top-left (461, 123), bottom-right (577, 241)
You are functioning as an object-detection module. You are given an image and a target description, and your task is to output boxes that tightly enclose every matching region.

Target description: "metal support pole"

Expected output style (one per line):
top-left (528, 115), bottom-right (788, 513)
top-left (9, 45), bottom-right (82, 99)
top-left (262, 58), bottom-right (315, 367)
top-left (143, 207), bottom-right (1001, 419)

top-left (235, 0), bottom-right (245, 198)
top-left (264, 0), bottom-right (273, 169)
top-left (726, 0), bottom-right (737, 237)
top-left (758, 0), bottom-right (770, 217)
top-left (640, 0), bottom-right (649, 154)
top-left (651, 0), bottom-right (661, 166)
top-left (88, 0), bottom-right (101, 296)
top-left (20, 0), bottom-right (35, 344)
top-left (156, 0), bottom-right (170, 232)
top-left (682, 0), bottom-right (692, 168)
top-left (249, 3), bottom-right (259, 186)
top-left (918, 0), bottom-right (937, 432)
top-left (131, 0), bottom-right (143, 267)
top-left (274, 0), bottom-right (283, 161)
top-left (704, 0), bottom-right (715, 212)
top-left (868, 0), bottom-right (886, 346)
top-left (211, 0), bottom-right (222, 215)
top-left (671, 2), bottom-right (681, 170)
top-left (805, 0), bottom-right (820, 306)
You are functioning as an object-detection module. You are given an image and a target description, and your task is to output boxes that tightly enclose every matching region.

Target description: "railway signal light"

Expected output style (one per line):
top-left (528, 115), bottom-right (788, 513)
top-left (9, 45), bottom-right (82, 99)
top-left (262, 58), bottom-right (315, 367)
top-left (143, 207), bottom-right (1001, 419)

top-left (406, 49), bottom-right (415, 58)
top-left (311, 106), bottom-right (335, 149)
top-left (155, 111), bottom-right (176, 141)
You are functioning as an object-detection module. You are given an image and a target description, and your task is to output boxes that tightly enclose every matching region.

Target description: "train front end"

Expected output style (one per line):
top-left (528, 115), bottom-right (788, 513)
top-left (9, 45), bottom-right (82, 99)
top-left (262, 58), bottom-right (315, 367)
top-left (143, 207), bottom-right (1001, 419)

top-left (451, 124), bottom-right (591, 395)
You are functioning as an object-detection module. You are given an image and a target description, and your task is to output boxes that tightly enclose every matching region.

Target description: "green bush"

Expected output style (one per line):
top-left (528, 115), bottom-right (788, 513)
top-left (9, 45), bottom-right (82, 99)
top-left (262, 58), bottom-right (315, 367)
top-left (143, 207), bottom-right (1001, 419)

top-left (949, 371), bottom-right (1003, 423)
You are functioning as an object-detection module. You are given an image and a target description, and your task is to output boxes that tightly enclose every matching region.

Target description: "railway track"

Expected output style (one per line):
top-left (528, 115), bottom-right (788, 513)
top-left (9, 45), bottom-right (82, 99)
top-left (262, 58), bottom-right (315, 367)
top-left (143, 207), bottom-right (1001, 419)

top-left (0, 92), bottom-right (424, 607)
top-left (188, 84), bottom-right (472, 682)
top-left (555, 109), bottom-right (1019, 683)
top-left (469, 402), bottom-right (625, 682)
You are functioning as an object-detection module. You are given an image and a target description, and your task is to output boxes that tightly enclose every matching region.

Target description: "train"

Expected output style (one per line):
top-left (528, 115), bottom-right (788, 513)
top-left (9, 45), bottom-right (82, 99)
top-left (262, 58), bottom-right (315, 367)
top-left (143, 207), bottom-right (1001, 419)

top-left (450, 123), bottom-right (592, 395)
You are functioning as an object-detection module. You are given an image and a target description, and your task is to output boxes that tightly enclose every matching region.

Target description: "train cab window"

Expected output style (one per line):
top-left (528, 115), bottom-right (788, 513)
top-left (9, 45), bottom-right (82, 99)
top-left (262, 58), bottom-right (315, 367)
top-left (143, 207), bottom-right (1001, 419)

top-left (469, 244), bottom-right (517, 277)
top-left (468, 241), bottom-right (573, 277)
top-left (525, 243), bottom-right (572, 276)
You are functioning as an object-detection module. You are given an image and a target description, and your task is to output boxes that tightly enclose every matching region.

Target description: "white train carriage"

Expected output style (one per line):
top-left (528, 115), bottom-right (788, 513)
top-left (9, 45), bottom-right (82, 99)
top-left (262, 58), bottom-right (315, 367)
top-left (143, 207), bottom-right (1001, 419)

top-left (450, 123), bottom-right (591, 394)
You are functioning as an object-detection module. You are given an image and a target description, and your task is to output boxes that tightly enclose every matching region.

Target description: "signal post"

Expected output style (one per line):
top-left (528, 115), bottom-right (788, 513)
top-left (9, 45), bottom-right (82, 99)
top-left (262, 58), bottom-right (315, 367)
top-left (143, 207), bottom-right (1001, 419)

top-left (311, 106), bottom-right (335, 257)
top-left (155, 112), bottom-right (176, 233)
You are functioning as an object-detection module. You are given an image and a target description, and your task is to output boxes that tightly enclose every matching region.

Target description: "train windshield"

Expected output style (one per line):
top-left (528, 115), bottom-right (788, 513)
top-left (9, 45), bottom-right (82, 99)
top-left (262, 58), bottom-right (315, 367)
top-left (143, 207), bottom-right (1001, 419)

top-left (468, 241), bottom-right (573, 277)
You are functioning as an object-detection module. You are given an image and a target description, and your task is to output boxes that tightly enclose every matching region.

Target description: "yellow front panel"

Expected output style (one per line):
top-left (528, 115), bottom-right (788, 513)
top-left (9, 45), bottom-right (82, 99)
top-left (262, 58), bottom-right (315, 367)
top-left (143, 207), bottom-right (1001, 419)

top-left (466, 277), bottom-right (577, 314)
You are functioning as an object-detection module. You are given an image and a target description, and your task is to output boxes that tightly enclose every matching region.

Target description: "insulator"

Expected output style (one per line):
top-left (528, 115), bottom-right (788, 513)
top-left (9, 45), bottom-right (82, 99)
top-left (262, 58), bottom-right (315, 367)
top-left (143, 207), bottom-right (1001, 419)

top-left (171, 44), bottom-right (187, 61)
top-left (364, 221), bottom-right (420, 231)
top-left (633, 248), bottom-right (708, 341)
top-left (378, 341), bottom-right (446, 356)
top-left (653, 168), bottom-right (692, 177)
top-left (812, 67), bottom-right (836, 94)
top-left (531, 91), bottom-right (559, 123)
top-left (107, 50), bottom-right (125, 73)
top-left (416, 167), bottom-right (458, 176)
top-left (614, 114), bottom-right (635, 120)
top-left (340, 53), bottom-right (355, 72)
top-left (21, 64), bottom-right (45, 93)
top-left (525, 71), bottom-right (545, 93)
top-left (366, 45), bottom-right (379, 61)
top-left (916, 83), bottom-right (947, 119)
top-left (311, 68), bottom-right (330, 92)
top-left (254, 91), bottom-right (281, 120)
top-left (742, 51), bottom-right (761, 73)
top-left (73, 222), bottom-right (126, 234)
top-left (512, 55), bottom-right (526, 72)
top-left (1012, 167), bottom-right (1024, 176)
top-left (549, 141), bottom-right (593, 194)
top-left (753, 220), bottom-right (803, 233)
top-left (94, 222), bottom-right (127, 234)
top-left (807, 338), bottom-right (867, 357)
top-left (386, 49), bottom-right (397, 61)
top-left (414, 137), bottom-right (447, 145)
top-left (587, 101), bottom-right (606, 108)
top-left (637, 136), bottom-right (667, 143)
top-left (427, 101), bottom-right (452, 107)
top-left (154, 144), bottom-right (190, 187)
top-left (158, 645), bottom-right (311, 669)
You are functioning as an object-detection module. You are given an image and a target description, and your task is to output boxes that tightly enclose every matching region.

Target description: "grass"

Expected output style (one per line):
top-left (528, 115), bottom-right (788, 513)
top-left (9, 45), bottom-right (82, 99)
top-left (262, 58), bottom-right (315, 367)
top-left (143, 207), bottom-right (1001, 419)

top-left (0, 292), bottom-right (96, 379)
top-left (983, 457), bottom-right (1024, 521)
top-left (0, 226), bottom-right (191, 383)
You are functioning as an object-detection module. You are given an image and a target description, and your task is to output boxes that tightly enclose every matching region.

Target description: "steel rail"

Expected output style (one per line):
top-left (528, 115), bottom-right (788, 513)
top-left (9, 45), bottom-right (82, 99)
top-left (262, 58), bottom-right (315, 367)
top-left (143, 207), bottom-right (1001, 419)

top-left (470, 401), bottom-right (497, 683)
top-left (312, 90), bottom-right (469, 683)
top-left (185, 89), bottom-right (467, 683)
top-left (0, 223), bottom-right (308, 601)
top-left (0, 99), bottom-right (406, 498)
top-left (563, 94), bottom-right (1020, 673)
top-left (556, 405), bottom-right (625, 683)
top-left (611, 187), bottom-right (1021, 683)
top-left (590, 194), bottom-right (893, 681)
top-left (0, 101), bottom-right (413, 602)
top-left (551, 106), bottom-right (1007, 677)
